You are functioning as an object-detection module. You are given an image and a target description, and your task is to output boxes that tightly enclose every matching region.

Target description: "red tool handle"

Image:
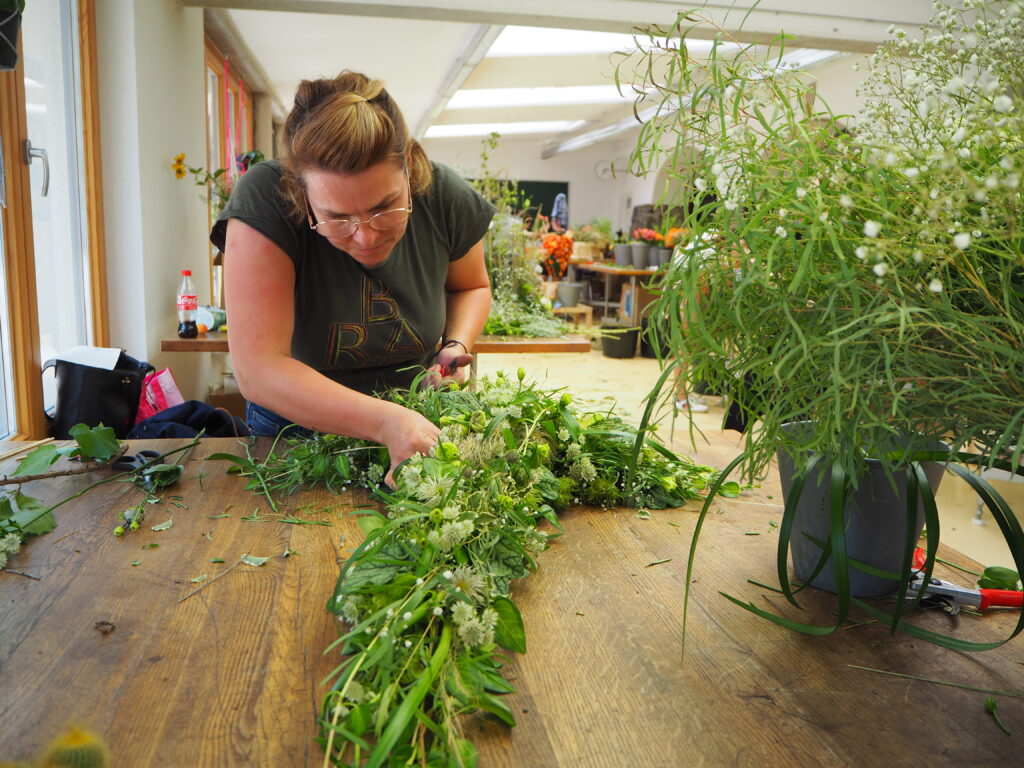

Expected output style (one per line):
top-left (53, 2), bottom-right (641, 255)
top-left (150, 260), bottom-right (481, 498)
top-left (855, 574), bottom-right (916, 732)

top-left (979, 590), bottom-right (1024, 610)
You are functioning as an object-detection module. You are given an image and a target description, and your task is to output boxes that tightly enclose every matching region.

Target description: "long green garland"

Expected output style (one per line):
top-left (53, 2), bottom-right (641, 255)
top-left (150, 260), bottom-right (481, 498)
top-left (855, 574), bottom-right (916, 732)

top-left (220, 370), bottom-right (719, 767)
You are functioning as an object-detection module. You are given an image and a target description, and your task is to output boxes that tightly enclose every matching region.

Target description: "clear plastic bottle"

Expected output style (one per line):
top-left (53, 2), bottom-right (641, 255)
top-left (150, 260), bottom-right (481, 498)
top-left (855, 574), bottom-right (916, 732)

top-left (176, 269), bottom-right (198, 338)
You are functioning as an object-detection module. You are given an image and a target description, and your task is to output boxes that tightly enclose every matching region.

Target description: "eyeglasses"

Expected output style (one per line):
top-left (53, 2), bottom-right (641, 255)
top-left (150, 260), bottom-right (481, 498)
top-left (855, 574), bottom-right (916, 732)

top-left (305, 194), bottom-right (413, 238)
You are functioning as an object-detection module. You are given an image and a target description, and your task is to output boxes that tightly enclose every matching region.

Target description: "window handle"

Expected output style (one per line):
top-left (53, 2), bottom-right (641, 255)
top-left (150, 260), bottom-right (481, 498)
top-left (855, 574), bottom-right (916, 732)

top-left (24, 139), bottom-right (49, 197)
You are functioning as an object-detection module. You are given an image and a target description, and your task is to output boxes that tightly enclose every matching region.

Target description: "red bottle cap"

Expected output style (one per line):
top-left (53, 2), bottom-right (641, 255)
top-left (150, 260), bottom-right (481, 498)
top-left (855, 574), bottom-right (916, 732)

top-left (181, 269), bottom-right (192, 276)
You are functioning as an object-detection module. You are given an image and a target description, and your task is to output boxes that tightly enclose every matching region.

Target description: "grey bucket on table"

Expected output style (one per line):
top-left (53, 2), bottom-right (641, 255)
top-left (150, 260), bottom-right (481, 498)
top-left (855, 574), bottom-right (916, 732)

top-left (776, 423), bottom-right (948, 598)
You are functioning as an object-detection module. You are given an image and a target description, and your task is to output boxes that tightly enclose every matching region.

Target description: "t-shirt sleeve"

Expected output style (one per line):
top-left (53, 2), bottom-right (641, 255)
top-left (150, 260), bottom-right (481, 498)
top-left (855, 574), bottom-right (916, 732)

top-left (431, 163), bottom-right (495, 262)
top-left (209, 162), bottom-right (302, 262)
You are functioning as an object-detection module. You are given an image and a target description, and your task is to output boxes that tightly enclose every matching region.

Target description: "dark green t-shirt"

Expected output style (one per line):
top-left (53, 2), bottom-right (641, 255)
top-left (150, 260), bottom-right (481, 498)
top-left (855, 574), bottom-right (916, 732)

top-left (211, 160), bottom-right (494, 395)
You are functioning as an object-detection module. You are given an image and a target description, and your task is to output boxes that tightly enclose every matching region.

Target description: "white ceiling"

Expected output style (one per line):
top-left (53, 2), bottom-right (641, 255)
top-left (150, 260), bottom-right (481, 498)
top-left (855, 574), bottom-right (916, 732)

top-left (189, 0), bottom-right (937, 158)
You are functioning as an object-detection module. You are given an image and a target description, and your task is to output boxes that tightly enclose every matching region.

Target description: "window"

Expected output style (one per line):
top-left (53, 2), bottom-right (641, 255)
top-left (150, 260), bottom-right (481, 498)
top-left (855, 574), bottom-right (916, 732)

top-left (0, 0), bottom-right (103, 439)
top-left (203, 39), bottom-right (253, 305)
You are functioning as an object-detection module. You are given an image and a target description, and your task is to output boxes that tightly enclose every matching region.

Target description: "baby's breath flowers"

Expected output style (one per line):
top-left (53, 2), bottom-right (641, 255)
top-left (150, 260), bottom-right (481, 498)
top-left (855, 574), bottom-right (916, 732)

top-left (625, 0), bottom-right (1024, 479)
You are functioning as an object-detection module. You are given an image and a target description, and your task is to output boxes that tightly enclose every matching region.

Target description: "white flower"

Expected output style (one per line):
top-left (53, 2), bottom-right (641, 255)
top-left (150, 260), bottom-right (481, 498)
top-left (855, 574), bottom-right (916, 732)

top-left (873, 262), bottom-right (888, 277)
top-left (724, 200), bottom-right (738, 211)
top-left (404, 640), bottom-right (412, 648)
top-left (694, 177), bottom-right (707, 191)
top-left (904, 167), bottom-right (920, 180)
top-left (953, 233), bottom-right (971, 249)
top-left (451, 601), bottom-right (475, 625)
top-left (778, 208), bottom-right (788, 219)
top-left (913, 250), bottom-right (924, 263)
top-left (992, 95), bottom-right (1013, 113)
top-left (840, 195), bottom-right (853, 208)
top-left (774, 226), bottom-right (787, 237)
top-left (403, 611), bottom-right (412, 621)
top-left (796, 187), bottom-right (807, 199)
top-left (928, 278), bottom-right (944, 293)
top-left (863, 220), bottom-right (881, 237)
top-left (442, 570), bottom-right (453, 580)
top-left (0, 533), bottom-right (20, 554)
top-left (449, 564), bottom-right (486, 602)
top-left (855, 246), bottom-right (869, 260)
top-left (432, 606), bottom-right (443, 616)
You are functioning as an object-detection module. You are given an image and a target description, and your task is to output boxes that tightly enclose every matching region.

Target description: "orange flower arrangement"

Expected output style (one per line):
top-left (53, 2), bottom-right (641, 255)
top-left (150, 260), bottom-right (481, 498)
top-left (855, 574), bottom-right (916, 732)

top-left (632, 227), bottom-right (664, 244)
top-left (540, 233), bottom-right (574, 279)
top-left (664, 227), bottom-right (691, 248)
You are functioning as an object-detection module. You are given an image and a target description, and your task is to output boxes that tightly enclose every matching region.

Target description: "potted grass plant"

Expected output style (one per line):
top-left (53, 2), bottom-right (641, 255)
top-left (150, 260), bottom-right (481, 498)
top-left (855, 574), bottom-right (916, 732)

top-left (623, 0), bottom-right (1024, 649)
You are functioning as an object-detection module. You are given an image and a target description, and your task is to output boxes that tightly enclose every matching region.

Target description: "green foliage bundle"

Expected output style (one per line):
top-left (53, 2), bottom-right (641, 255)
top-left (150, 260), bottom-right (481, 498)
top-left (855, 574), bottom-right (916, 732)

top-left (221, 371), bottom-right (718, 766)
top-left (470, 134), bottom-right (569, 338)
top-left (623, 0), bottom-right (1023, 478)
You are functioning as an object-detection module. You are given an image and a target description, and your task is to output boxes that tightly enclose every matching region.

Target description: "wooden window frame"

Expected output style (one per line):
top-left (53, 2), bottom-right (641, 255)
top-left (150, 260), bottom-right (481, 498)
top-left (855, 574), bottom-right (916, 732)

top-left (0, 0), bottom-right (105, 440)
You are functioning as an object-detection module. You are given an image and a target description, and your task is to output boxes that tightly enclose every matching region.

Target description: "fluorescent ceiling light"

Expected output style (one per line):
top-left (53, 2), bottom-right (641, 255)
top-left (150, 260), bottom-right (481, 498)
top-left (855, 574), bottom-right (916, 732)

top-left (448, 85), bottom-right (633, 110)
top-left (425, 120), bottom-right (586, 138)
top-left (486, 26), bottom-right (725, 57)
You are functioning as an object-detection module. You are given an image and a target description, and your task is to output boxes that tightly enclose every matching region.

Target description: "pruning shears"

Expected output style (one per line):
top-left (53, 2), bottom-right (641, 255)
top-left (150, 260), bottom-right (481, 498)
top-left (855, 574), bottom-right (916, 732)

top-left (908, 547), bottom-right (1023, 614)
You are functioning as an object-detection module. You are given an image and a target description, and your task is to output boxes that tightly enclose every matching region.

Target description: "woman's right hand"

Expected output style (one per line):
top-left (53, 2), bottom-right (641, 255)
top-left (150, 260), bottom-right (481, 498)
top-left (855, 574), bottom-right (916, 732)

top-left (377, 402), bottom-right (441, 488)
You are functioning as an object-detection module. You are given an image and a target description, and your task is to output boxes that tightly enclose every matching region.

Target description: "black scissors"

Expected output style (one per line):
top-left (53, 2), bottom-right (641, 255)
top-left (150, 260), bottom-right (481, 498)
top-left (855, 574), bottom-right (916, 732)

top-left (112, 449), bottom-right (161, 472)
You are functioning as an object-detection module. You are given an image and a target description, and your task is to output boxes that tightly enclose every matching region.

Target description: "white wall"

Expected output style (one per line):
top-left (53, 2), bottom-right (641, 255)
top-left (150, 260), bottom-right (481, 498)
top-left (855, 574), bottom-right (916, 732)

top-left (97, 0), bottom-right (219, 402)
top-left (423, 132), bottom-right (645, 237)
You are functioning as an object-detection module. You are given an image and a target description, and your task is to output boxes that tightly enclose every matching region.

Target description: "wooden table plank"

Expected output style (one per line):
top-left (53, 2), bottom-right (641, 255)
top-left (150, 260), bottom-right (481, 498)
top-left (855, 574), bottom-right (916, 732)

top-left (161, 331), bottom-right (229, 352)
top-left (160, 333), bottom-right (594, 355)
top-left (475, 335), bottom-right (592, 354)
top-left (2, 437), bottom-right (1022, 766)
top-left (0, 439), bottom-right (363, 767)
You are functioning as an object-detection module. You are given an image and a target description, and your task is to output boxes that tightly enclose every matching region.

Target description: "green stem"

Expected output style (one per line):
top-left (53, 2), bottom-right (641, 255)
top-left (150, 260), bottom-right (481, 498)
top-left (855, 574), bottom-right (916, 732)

top-left (848, 665), bottom-right (1024, 698)
top-left (18, 439), bottom-right (200, 532)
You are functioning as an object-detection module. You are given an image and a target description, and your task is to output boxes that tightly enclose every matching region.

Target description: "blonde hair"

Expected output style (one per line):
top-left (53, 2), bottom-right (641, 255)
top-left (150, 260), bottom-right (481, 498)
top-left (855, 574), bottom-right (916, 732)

top-left (280, 70), bottom-right (433, 220)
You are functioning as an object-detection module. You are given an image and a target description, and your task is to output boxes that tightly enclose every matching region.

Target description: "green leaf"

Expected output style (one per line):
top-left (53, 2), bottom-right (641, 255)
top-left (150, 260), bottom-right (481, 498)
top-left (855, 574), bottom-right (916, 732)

top-left (191, 574), bottom-right (208, 583)
top-left (131, 560), bottom-right (141, 566)
top-left (11, 492), bottom-right (56, 536)
top-left (12, 444), bottom-right (60, 476)
top-left (210, 557), bottom-right (225, 563)
top-left (151, 519), bottom-right (173, 531)
top-left (356, 515), bottom-right (386, 535)
top-left (492, 596), bottom-right (526, 653)
top-left (241, 554), bottom-right (269, 566)
top-left (477, 692), bottom-right (517, 727)
top-left (68, 423), bottom-right (119, 461)
top-left (142, 542), bottom-right (159, 549)
top-left (979, 566), bottom-right (1020, 591)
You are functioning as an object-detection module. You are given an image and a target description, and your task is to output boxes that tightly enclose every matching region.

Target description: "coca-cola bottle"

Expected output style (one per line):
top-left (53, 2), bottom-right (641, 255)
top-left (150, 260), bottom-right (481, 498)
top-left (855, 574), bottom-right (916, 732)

top-left (176, 269), bottom-right (198, 338)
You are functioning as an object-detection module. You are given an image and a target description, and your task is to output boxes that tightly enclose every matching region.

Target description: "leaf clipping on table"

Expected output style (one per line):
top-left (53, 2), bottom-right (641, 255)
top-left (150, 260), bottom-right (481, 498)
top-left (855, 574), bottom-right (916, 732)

top-left (150, 519), bottom-right (173, 531)
top-left (240, 554), bottom-right (269, 567)
top-left (12, 444), bottom-right (60, 476)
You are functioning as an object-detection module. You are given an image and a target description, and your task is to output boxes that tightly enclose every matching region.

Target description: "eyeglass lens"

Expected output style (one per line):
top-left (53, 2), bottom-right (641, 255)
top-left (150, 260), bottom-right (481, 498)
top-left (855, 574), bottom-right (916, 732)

top-left (316, 208), bottom-right (410, 237)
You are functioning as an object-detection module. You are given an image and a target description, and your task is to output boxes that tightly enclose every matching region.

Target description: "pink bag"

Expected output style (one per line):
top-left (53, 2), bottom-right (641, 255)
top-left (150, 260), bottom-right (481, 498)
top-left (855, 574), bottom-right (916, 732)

top-left (135, 368), bottom-right (185, 423)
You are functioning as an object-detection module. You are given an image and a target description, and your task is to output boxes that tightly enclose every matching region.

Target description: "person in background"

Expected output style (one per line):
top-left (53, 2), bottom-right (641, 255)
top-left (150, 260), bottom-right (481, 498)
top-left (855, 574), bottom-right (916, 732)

top-left (211, 70), bottom-right (494, 486)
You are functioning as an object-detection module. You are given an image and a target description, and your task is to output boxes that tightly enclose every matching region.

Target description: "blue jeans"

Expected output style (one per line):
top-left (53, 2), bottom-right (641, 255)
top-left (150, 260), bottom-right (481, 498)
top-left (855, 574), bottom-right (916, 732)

top-left (245, 402), bottom-right (317, 440)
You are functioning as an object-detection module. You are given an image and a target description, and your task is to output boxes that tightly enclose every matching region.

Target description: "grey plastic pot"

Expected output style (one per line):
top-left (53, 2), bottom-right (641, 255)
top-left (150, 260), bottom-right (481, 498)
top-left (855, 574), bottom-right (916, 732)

top-left (556, 281), bottom-right (583, 307)
top-left (776, 423), bottom-right (948, 597)
top-left (630, 243), bottom-right (650, 269)
top-left (613, 243), bottom-right (631, 266)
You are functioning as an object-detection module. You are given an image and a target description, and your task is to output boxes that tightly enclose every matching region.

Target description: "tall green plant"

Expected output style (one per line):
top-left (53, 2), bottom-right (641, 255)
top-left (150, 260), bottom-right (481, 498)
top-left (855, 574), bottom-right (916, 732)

top-left (469, 133), bottom-right (567, 338)
top-left (620, 1), bottom-right (1024, 644)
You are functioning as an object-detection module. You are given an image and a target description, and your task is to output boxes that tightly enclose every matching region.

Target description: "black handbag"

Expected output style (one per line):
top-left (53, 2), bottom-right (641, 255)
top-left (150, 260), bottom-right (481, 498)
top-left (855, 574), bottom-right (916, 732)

top-left (42, 351), bottom-right (154, 439)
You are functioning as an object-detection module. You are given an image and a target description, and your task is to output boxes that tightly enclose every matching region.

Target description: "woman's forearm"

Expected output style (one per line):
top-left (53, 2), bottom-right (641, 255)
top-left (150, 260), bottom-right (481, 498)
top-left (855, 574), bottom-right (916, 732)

top-left (443, 285), bottom-right (492, 349)
top-left (234, 354), bottom-right (401, 444)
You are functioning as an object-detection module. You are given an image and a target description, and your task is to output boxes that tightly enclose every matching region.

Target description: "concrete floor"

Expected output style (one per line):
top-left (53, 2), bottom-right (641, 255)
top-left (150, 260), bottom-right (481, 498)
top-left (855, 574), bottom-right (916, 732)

top-left (476, 346), bottom-right (1024, 571)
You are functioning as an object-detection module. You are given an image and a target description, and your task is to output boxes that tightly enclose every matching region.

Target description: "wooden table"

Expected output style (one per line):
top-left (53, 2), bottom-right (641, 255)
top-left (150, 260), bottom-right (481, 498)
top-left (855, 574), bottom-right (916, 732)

top-left (161, 333), bottom-right (594, 379)
top-left (3, 438), bottom-right (1022, 766)
top-left (574, 263), bottom-right (658, 325)
top-left (160, 333), bottom-right (592, 356)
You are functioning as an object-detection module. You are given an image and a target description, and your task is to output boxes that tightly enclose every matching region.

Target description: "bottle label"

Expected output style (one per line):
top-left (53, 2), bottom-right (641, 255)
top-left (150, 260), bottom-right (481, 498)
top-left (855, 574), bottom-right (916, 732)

top-left (177, 293), bottom-right (198, 311)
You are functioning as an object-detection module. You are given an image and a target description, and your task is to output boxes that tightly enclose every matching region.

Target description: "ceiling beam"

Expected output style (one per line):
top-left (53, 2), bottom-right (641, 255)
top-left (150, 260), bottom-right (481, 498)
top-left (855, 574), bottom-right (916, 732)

top-left (183, 1), bottom-right (934, 54)
top-left (412, 24), bottom-right (504, 141)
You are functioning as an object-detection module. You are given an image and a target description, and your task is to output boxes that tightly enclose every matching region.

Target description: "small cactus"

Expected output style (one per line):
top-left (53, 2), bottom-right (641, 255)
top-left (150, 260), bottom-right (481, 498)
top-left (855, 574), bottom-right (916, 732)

top-left (40, 726), bottom-right (109, 768)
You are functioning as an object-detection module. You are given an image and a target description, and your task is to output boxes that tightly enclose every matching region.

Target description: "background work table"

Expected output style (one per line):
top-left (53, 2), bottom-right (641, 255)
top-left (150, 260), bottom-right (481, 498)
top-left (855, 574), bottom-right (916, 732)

top-left (160, 332), bottom-right (592, 355)
top-left (2, 438), bottom-right (1022, 766)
